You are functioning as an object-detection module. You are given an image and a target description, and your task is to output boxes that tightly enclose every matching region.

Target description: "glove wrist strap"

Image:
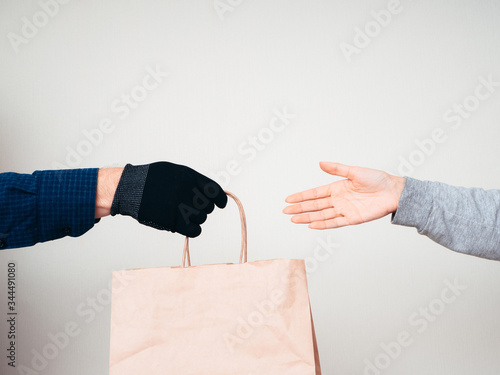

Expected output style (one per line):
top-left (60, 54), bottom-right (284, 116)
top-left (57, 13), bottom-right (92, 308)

top-left (110, 164), bottom-right (149, 219)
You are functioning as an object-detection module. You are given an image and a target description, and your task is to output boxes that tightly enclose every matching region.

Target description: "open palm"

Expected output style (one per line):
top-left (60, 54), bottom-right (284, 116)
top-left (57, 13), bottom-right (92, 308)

top-left (283, 162), bottom-right (405, 229)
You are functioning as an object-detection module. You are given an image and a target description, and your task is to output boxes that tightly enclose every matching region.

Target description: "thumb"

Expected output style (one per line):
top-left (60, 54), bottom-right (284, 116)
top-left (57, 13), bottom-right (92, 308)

top-left (319, 161), bottom-right (352, 178)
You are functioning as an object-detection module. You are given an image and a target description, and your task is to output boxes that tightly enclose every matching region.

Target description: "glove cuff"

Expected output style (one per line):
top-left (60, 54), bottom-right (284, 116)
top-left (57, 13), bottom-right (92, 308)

top-left (110, 164), bottom-right (150, 219)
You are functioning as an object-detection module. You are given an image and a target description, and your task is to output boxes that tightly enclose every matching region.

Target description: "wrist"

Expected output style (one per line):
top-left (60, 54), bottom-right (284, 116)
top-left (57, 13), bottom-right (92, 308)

top-left (110, 163), bottom-right (150, 219)
top-left (390, 175), bottom-right (405, 212)
top-left (95, 167), bottom-right (124, 218)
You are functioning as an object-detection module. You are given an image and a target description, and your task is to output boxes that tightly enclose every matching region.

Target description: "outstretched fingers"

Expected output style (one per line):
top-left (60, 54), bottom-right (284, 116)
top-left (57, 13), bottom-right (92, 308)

top-left (283, 196), bottom-right (334, 215)
top-left (290, 208), bottom-right (341, 224)
top-left (309, 216), bottom-right (351, 229)
top-left (285, 183), bottom-right (332, 204)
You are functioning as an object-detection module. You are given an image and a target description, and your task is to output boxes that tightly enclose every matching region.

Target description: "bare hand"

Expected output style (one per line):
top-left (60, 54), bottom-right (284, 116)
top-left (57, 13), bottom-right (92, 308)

top-left (283, 162), bottom-right (405, 229)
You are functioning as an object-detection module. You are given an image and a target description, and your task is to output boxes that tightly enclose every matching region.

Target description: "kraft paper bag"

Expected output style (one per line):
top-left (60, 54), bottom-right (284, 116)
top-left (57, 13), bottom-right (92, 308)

top-left (109, 192), bottom-right (321, 374)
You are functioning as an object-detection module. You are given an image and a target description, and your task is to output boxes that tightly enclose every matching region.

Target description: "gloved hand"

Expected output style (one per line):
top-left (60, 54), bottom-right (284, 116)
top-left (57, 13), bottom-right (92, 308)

top-left (110, 162), bottom-right (227, 237)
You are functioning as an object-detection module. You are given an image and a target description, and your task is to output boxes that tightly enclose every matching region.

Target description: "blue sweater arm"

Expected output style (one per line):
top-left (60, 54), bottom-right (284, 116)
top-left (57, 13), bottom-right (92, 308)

top-left (0, 168), bottom-right (99, 249)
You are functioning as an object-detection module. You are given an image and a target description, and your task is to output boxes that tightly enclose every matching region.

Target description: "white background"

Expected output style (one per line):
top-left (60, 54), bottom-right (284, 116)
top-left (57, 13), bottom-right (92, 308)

top-left (1, 0), bottom-right (500, 374)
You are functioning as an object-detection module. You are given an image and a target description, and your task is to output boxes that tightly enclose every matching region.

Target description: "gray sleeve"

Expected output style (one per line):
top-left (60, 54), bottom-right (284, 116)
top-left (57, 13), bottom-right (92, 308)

top-left (391, 177), bottom-right (500, 260)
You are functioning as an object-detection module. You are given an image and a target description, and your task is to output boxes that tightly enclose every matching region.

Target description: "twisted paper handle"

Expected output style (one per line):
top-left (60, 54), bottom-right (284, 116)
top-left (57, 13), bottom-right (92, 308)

top-left (181, 191), bottom-right (247, 268)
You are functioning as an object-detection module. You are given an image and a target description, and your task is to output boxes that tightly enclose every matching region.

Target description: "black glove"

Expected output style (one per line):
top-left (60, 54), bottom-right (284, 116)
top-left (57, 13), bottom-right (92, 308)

top-left (110, 162), bottom-right (227, 237)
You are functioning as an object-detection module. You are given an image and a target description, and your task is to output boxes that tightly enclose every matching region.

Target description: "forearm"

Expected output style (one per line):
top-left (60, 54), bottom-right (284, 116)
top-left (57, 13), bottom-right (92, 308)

top-left (392, 177), bottom-right (500, 260)
top-left (95, 168), bottom-right (123, 218)
top-left (0, 168), bottom-right (99, 249)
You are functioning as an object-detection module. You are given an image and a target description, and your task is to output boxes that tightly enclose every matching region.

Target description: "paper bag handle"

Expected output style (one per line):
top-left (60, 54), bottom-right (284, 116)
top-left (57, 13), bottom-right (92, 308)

top-left (181, 191), bottom-right (247, 268)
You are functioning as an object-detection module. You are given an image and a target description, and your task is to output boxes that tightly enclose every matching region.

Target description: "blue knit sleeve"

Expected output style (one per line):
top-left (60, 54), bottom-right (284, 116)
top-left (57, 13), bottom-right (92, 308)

top-left (0, 168), bottom-right (99, 249)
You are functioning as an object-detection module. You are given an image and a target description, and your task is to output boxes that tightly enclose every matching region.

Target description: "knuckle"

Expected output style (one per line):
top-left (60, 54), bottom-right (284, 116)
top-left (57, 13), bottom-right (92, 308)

top-left (312, 188), bottom-right (319, 199)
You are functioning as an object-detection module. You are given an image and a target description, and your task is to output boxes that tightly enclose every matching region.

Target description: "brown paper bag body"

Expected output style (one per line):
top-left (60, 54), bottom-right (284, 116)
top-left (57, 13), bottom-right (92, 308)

top-left (109, 258), bottom-right (321, 374)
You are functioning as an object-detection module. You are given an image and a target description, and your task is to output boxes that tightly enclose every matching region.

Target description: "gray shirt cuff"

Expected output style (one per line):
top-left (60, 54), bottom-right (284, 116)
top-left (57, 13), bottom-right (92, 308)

top-left (391, 177), bottom-right (433, 229)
